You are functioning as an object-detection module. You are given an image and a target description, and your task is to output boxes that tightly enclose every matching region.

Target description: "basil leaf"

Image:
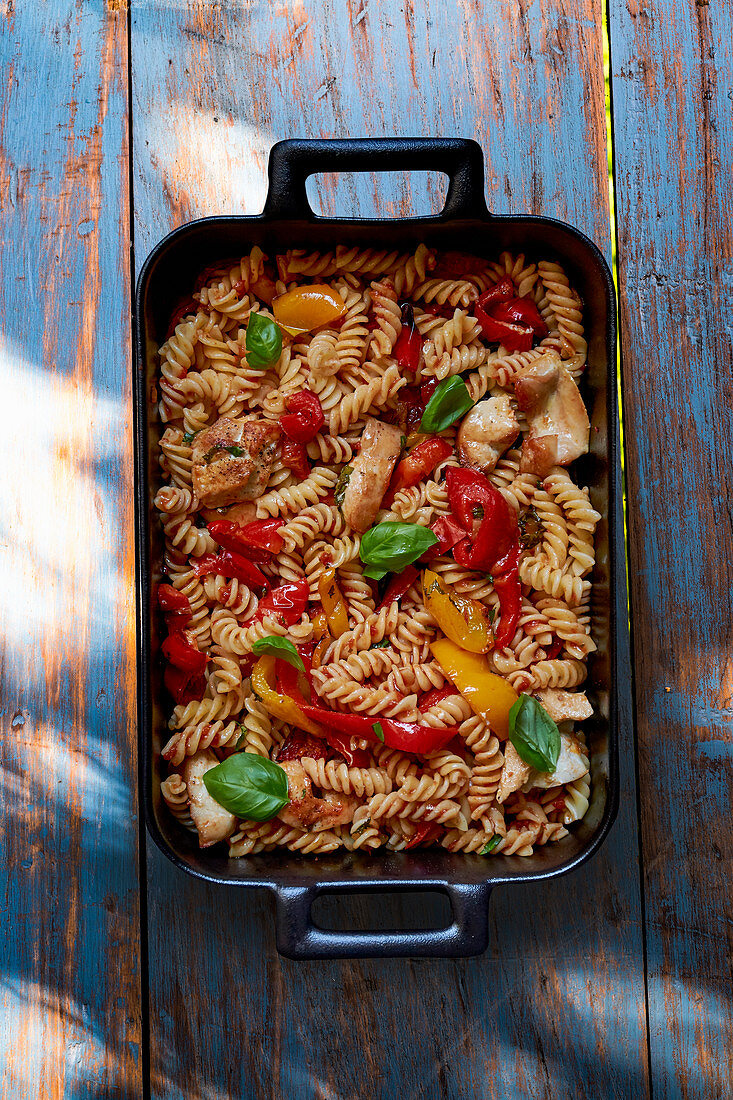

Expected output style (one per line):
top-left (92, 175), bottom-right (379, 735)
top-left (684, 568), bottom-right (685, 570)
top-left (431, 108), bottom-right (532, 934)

top-left (203, 443), bottom-right (245, 463)
top-left (182, 431), bottom-right (197, 444)
top-left (203, 753), bottom-right (288, 820)
top-left (360, 521), bottom-right (438, 581)
top-left (370, 639), bottom-right (391, 650)
top-left (481, 836), bottom-right (501, 855)
top-left (252, 635), bottom-right (305, 673)
top-left (235, 727), bottom-right (248, 751)
top-left (372, 721), bottom-right (385, 742)
top-left (246, 311), bottom-right (282, 370)
top-left (334, 465), bottom-right (353, 511)
top-left (508, 694), bottom-right (561, 773)
top-left (420, 377), bottom-right (474, 433)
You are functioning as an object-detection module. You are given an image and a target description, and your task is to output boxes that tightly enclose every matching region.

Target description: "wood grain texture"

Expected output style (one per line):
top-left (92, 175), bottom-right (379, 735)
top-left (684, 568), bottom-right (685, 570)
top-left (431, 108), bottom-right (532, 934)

top-left (610, 0), bottom-right (733, 1095)
top-left (0, 2), bottom-right (141, 1097)
top-left (132, 2), bottom-right (649, 1098)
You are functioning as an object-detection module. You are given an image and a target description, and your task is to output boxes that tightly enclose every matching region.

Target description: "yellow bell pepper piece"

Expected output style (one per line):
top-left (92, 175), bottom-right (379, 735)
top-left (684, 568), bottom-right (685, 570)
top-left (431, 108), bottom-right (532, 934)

top-left (422, 569), bottom-right (493, 654)
top-left (311, 636), bottom-right (330, 669)
top-left (250, 655), bottom-right (321, 735)
top-left (431, 637), bottom-right (518, 739)
top-left (311, 609), bottom-right (329, 642)
top-left (318, 569), bottom-right (349, 637)
top-left (273, 284), bottom-right (346, 336)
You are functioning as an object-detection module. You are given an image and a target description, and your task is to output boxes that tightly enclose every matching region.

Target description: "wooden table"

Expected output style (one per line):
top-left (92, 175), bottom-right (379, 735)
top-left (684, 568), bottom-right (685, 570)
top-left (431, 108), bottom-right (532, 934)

top-left (2, 0), bottom-right (731, 1096)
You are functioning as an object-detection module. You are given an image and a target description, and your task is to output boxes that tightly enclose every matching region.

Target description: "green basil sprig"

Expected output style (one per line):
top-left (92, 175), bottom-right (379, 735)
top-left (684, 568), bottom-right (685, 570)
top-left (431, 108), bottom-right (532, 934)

top-left (508, 694), bottom-right (561, 773)
top-left (246, 311), bottom-right (282, 369)
top-left (419, 377), bottom-right (474, 433)
top-left (481, 836), bottom-right (501, 855)
top-left (203, 753), bottom-right (289, 820)
top-left (251, 635), bottom-right (305, 673)
top-left (334, 465), bottom-right (353, 511)
top-left (360, 521), bottom-right (438, 581)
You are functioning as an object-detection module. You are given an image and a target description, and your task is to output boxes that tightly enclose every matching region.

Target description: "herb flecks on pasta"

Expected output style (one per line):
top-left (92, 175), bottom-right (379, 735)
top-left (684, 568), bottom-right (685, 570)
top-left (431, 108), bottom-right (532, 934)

top-left (154, 246), bottom-right (597, 857)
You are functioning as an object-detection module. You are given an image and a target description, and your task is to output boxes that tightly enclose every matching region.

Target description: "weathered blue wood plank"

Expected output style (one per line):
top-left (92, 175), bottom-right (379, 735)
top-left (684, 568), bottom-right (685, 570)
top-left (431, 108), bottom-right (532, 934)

top-left (0, 2), bottom-right (141, 1097)
top-left (610, 0), bottom-right (733, 1095)
top-left (132, 2), bottom-right (649, 1096)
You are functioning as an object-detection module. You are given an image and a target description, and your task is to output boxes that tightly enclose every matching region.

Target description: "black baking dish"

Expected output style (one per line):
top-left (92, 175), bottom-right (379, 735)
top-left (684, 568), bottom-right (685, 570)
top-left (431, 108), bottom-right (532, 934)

top-left (134, 137), bottom-right (623, 959)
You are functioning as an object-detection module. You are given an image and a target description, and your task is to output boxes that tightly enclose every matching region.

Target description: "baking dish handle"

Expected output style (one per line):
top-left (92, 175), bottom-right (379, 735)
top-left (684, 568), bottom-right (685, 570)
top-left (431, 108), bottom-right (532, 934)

top-left (263, 137), bottom-right (490, 221)
top-left (273, 881), bottom-right (491, 959)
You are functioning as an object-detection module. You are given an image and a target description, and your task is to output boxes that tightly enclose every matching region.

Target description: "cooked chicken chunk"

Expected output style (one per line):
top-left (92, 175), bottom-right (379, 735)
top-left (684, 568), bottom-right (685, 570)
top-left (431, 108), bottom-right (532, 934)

top-left (514, 350), bottom-right (589, 477)
top-left (192, 418), bottom-right (281, 508)
top-left (457, 394), bottom-right (520, 474)
top-left (182, 750), bottom-right (236, 848)
top-left (340, 417), bottom-right (403, 533)
top-left (523, 732), bottom-right (589, 790)
top-left (535, 688), bottom-right (593, 723)
top-left (496, 741), bottom-right (531, 804)
top-left (277, 761), bottom-right (357, 832)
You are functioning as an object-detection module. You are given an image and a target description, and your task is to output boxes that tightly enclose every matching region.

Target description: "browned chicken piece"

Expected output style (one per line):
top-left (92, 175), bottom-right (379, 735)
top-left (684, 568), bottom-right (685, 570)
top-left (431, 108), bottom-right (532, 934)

top-left (340, 417), bottom-right (403, 533)
top-left (524, 732), bottom-right (589, 789)
top-left (535, 688), bottom-right (593, 723)
top-left (514, 350), bottom-right (590, 477)
top-left (192, 418), bottom-right (281, 508)
top-left (277, 761), bottom-right (357, 832)
top-left (182, 750), bottom-right (237, 848)
top-left (496, 741), bottom-right (531, 805)
top-left (457, 394), bottom-right (520, 474)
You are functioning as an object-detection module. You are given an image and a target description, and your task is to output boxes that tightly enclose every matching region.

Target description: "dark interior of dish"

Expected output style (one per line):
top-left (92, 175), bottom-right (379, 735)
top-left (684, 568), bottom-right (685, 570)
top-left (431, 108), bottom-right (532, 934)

top-left (134, 139), bottom-right (620, 957)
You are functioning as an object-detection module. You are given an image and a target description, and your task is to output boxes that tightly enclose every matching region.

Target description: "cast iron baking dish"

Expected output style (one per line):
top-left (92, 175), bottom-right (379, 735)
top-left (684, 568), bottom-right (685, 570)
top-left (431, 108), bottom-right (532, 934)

top-left (134, 137), bottom-right (622, 959)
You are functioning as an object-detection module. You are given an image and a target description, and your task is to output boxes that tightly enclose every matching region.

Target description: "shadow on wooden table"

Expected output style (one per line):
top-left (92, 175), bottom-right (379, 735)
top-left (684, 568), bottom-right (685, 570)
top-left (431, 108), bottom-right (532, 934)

top-left (147, 847), bottom-right (652, 1100)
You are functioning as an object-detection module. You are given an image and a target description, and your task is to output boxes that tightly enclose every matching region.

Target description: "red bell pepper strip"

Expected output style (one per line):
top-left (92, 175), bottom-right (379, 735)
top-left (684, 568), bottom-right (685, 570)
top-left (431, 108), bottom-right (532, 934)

top-left (392, 303), bottom-right (422, 374)
top-left (490, 296), bottom-right (548, 336)
top-left (281, 438), bottom-right (311, 479)
top-left (296, 703), bottom-right (458, 754)
top-left (477, 277), bottom-right (515, 307)
top-left (383, 437), bottom-right (453, 507)
top-left (280, 390), bottom-right (325, 443)
top-left (545, 636), bottom-right (563, 660)
top-left (445, 467), bottom-right (522, 650)
top-left (164, 663), bottom-right (206, 705)
top-left (446, 467), bottom-right (517, 567)
top-left (376, 564), bottom-right (419, 610)
top-left (162, 630), bottom-right (208, 674)
top-left (237, 518), bottom-right (284, 554)
top-left (474, 277), bottom-right (548, 354)
top-left (418, 686), bottom-right (459, 711)
top-left (158, 583), bottom-right (190, 615)
top-left (475, 305), bottom-right (533, 353)
top-left (207, 519), bottom-right (283, 560)
top-left (424, 515), bottom-right (466, 558)
top-left (320, 730), bottom-right (372, 768)
top-left (158, 583), bottom-right (192, 628)
top-left (252, 578), bottom-right (309, 627)
top-left (404, 822), bottom-right (441, 849)
top-left (193, 549), bottom-right (269, 591)
top-left (492, 546), bottom-right (522, 649)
